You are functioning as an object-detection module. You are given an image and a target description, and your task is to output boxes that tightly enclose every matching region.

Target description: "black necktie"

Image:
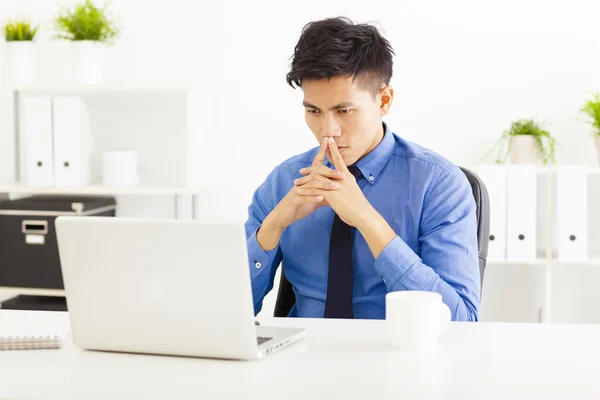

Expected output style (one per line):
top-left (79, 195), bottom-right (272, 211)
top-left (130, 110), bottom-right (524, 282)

top-left (324, 166), bottom-right (362, 319)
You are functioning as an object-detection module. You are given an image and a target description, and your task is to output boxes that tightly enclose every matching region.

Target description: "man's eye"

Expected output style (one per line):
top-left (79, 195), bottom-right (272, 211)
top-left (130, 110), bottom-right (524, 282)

top-left (338, 109), bottom-right (352, 114)
top-left (307, 109), bottom-right (320, 114)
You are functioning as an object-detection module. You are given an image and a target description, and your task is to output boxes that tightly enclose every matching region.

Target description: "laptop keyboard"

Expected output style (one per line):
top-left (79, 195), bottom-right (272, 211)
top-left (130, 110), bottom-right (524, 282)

top-left (257, 336), bottom-right (272, 345)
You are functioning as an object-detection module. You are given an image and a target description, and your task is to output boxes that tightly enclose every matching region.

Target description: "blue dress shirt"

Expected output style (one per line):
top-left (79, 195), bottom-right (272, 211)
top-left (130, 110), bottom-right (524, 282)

top-left (245, 124), bottom-right (480, 321)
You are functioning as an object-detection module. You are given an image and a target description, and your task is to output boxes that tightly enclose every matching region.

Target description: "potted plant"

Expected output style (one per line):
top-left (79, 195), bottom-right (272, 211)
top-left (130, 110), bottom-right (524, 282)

top-left (54, 0), bottom-right (120, 84)
top-left (3, 20), bottom-right (38, 85)
top-left (580, 93), bottom-right (600, 163)
top-left (487, 119), bottom-right (557, 165)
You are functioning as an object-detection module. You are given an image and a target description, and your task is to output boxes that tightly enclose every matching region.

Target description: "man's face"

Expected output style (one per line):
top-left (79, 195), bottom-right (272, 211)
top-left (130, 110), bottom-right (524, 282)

top-left (302, 75), bottom-right (392, 166)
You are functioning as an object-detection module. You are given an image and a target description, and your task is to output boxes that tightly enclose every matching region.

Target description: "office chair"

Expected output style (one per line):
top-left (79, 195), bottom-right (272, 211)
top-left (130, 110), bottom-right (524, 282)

top-left (273, 166), bottom-right (491, 318)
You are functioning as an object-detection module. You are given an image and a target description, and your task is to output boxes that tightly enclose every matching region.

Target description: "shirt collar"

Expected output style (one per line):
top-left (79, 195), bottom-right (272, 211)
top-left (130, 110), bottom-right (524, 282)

top-left (353, 122), bottom-right (395, 185)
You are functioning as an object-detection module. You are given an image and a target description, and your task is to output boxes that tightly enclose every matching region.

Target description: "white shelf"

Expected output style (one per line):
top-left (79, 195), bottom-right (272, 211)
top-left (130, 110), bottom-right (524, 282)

top-left (12, 82), bottom-right (192, 94)
top-left (488, 259), bottom-right (548, 266)
top-left (0, 287), bottom-right (65, 297)
top-left (0, 184), bottom-right (199, 196)
top-left (488, 259), bottom-right (600, 266)
top-left (587, 168), bottom-right (600, 175)
top-left (480, 166), bottom-right (600, 175)
top-left (552, 259), bottom-right (600, 266)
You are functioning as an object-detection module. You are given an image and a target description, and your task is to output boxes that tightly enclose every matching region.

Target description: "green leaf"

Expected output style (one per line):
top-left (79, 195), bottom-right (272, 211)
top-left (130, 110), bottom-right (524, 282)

top-left (3, 19), bottom-right (38, 41)
top-left (53, 0), bottom-right (120, 44)
top-left (482, 119), bottom-right (557, 165)
top-left (580, 93), bottom-right (600, 136)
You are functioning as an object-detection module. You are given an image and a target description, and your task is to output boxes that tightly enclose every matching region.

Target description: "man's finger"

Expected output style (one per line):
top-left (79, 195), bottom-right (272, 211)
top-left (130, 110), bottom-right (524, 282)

top-left (311, 137), bottom-right (329, 167)
top-left (293, 194), bottom-right (324, 204)
top-left (294, 174), bottom-right (338, 187)
top-left (328, 138), bottom-right (350, 173)
top-left (295, 179), bottom-right (339, 191)
top-left (296, 187), bottom-right (328, 197)
top-left (297, 166), bottom-right (345, 180)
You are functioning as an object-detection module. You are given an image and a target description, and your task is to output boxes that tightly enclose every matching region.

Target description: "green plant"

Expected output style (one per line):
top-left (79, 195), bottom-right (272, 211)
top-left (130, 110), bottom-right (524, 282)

top-left (54, 0), bottom-right (119, 44)
top-left (580, 93), bottom-right (600, 137)
top-left (485, 119), bottom-right (557, 165)
top-left (4, 20), bottom-right (38, 41)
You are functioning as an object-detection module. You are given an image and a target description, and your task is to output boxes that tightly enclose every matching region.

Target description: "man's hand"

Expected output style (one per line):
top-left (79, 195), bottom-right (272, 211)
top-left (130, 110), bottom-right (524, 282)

top-left (296, 138), bottom-right (397, 258)
top-left (257, 138), bottom-right (344, 250)
top-left (295, 138), bottom-right (375, 228)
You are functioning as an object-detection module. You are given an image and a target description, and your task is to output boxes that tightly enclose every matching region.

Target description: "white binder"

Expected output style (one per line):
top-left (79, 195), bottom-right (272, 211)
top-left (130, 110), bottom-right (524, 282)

top-left (557, 166), bottom-right (588, 262)
top-left (52, 96), bottom-right (92, 187)
top-left (506, 165), bottom-right (538, 262)
top-left (478, 165), bottom-right (507, 262)
top-left (19, 96), bottom-right (54, 187)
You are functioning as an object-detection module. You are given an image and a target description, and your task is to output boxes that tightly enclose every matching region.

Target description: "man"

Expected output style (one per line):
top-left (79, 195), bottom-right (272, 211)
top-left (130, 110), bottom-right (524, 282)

top-left (244, 17), bottom-right (480, 321)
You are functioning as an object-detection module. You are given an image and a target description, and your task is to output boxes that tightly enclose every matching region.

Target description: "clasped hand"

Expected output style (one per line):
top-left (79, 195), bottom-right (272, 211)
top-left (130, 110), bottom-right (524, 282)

top-left (292, 137), bottom-right (374, 228)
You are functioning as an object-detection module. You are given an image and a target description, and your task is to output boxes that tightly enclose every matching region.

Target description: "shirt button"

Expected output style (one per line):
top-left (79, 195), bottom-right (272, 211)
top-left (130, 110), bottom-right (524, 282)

top-left (369, 176), bottom-right (374, 181)
top-left (255, 262), bottom-right (262, 269)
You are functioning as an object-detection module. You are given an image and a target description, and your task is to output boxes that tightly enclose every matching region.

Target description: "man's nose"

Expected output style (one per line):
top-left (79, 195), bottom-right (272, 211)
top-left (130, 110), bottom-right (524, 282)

top-left (321, 116), bottom-right (341, 138)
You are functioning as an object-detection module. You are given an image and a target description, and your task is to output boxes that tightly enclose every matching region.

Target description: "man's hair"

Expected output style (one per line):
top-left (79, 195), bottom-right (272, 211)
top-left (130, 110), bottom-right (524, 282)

top-left (286, 17), bottom-right (394, 96)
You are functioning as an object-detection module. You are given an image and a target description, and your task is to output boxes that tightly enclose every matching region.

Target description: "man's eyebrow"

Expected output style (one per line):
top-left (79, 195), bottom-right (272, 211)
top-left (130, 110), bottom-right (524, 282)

top-left (302, 101), bottom-right (356, 110)
top-left (302, 101), bottom-right (320, 110)
top-left (329, 102), bottom-right (355, 110)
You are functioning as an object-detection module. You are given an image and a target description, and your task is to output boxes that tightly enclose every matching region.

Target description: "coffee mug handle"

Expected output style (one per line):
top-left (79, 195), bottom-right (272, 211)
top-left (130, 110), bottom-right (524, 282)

top-left (439, 302), bottom-right (451, 332)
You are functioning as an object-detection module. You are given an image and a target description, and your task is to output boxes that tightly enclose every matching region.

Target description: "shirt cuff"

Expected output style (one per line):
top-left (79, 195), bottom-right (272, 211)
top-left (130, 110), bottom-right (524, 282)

top-left (247, 228), bottom-right (280, 279)
top-left (373, 236), bottom-right (421, 288)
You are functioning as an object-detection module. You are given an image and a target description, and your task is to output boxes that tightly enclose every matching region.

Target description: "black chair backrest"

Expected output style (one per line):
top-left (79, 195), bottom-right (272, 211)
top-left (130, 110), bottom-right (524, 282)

top-left (273, 166), bottom-right (490, 318)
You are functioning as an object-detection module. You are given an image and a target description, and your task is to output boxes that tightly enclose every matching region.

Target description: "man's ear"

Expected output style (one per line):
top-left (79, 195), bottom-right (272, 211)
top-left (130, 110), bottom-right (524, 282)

top-left (379, 85), bottom-right (394, 117)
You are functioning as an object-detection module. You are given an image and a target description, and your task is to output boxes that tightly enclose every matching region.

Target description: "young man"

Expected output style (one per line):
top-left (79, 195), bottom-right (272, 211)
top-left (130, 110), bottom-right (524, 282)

top-left (245, 17), bottom-right (480, 321)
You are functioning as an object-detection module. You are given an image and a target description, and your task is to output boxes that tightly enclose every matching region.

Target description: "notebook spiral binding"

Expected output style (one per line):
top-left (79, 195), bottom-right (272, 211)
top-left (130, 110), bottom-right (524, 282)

top-left (0, 335), bottom-right (62, 350)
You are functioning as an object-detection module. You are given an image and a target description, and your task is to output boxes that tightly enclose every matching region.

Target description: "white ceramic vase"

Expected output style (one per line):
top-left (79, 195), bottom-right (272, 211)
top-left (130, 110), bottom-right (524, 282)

top-left (71, 41), bottom-right (105, 84)
top-left (6, 41), bottom-right (36, 85)
top-left (595, 136), bottom-right (600, 165)
top-left (510, 135), bottom-right (539, 164)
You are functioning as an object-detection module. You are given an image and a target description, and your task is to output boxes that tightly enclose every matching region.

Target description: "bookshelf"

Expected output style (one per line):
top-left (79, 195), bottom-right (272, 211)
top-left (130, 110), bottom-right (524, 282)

top-left (0, 184), bottom-right (198, 196)
top-left (0, 82), bottom-right (199, 298)
top-left (480, 166), bottom-right (600, 323)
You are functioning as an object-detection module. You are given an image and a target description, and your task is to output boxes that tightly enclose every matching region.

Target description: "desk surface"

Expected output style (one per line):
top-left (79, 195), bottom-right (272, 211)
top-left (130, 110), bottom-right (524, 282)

top-left (1, 311), bottom-right (599, 400)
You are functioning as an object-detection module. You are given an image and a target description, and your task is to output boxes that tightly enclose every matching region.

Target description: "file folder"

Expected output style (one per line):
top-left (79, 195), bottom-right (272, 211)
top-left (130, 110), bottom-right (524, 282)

top-left (557, 166), bottom-right (588, 262)
top-left (478, 165), bottom-right (507, 262)
top-left (506, 165), bottom-right (537, 262)
top-left (52, 96), bottom-right (91, 187)
top-left (19, 96), bottom-right (54, 187)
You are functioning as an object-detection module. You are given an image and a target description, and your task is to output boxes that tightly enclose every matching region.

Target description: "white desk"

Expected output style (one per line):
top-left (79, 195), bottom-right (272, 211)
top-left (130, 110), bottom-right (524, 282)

top-left (1, 311), bottom-right (599, 400)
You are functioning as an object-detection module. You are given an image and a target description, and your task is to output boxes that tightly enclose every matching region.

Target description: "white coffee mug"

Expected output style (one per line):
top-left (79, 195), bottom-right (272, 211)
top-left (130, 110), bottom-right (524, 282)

top-left (385, 291), bottom-right (451, 351)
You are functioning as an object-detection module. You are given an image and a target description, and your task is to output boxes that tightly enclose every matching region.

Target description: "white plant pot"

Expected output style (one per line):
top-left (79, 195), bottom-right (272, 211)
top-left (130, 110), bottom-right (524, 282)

top-left (595, 136), bottom-right (600, 165)
top-left (510, 135), bottom-right (539, 164)
top-left (71, 41), bottom-right (105, 84)
top-left (6, 41), bottom-right (36, 85)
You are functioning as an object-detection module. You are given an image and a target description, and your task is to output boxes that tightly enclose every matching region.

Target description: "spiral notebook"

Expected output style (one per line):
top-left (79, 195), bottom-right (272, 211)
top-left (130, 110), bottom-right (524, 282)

top-left (0, 310), bottom-right (70, 351)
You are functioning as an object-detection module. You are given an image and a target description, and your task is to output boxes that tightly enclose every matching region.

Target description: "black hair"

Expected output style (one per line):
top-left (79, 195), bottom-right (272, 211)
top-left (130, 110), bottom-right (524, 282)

top-left (286, 17), bottom-right (394, 96)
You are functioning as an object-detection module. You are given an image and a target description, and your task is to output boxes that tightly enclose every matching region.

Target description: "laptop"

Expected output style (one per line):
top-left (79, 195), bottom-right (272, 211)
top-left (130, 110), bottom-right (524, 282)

top-left (55, 216), bottom-right (306, 360)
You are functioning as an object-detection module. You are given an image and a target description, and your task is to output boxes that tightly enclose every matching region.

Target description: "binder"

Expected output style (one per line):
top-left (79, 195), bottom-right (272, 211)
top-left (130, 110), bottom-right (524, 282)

top-left (557, 166), bottom-right (588, 262)
top-left (52, 96), bottom-right (92, 187)
top-left (0, 310), bottom-right (69, 351)
top-left (18, 96), bottom-right (54, 187)
top-left (477, 165), bottom-right (507, 262)
top-left (506, 165), bottom-right (537, 261)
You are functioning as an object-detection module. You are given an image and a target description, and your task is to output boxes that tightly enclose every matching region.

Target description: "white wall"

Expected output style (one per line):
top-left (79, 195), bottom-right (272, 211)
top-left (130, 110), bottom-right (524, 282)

top-left (2, 0), bottom-right (600, 321)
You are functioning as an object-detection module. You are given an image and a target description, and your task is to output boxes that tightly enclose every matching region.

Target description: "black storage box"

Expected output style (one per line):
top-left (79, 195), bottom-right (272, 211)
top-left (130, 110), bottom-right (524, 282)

top-left (0, 195), bottom-right (116, 290)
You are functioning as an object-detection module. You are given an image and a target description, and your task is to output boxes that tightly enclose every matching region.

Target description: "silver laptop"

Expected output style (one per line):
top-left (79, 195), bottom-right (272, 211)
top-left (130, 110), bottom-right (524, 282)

top-left (55, 216), bottom-right (305, 360)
